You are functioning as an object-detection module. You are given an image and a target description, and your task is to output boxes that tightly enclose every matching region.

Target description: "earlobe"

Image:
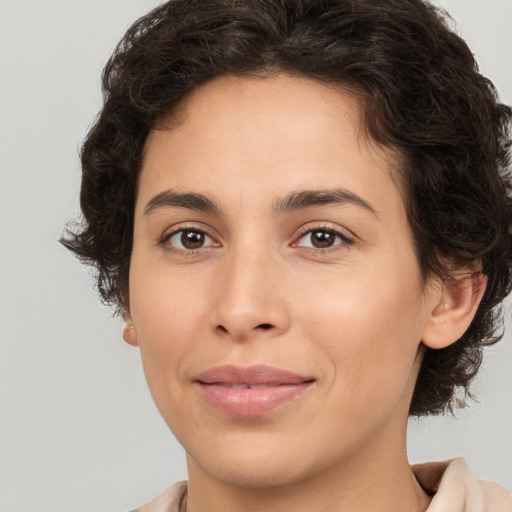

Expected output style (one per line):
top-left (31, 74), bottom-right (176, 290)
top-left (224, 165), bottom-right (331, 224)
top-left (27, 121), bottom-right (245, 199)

top-left (422, 272), bottom-right (487, 350)
top-left (122, 311), bottom-right (139, 346)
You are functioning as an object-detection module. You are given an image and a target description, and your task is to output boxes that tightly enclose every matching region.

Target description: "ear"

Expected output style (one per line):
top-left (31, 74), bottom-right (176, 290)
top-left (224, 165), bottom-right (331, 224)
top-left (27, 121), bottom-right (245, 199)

top-left (422, 271), bottom-right (487, 350)
top-left (122, 310), bottom-right (139, 347)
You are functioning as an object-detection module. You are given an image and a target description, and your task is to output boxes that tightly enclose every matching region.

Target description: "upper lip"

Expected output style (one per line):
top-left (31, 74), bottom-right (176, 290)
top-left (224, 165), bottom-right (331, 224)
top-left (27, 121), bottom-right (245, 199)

top-left (195, 365), bottom-right (314, 386)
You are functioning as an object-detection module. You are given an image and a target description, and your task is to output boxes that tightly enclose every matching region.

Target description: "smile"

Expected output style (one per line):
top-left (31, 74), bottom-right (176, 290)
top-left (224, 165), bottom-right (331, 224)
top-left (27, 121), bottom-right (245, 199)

top-left (195, 365), bottom-right (315, 417)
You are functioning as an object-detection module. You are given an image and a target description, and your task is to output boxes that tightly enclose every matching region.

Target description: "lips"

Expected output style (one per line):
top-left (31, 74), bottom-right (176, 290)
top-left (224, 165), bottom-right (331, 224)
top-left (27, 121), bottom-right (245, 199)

top-left (195, 365), bottom-right (315, 417)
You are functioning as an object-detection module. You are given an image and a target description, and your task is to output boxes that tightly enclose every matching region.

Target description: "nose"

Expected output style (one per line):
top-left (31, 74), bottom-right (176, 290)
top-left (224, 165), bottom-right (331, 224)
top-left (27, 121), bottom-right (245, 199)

top-left (211, 244), bottom-right (291, 342)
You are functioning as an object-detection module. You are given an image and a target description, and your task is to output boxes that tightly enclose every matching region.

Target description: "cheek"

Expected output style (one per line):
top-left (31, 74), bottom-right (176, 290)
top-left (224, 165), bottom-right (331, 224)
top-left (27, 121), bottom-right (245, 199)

top-left (128, 267), bottom-right (211, 405)
top-left (131, 262), bottom-right (210, 341)
top-left (295, 263), bottom-right (425, 408)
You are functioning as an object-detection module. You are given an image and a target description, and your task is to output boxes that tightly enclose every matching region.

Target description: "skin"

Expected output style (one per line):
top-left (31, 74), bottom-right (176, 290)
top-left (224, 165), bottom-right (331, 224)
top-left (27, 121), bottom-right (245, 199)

top-left (124, 74), bottom-right (485, 512)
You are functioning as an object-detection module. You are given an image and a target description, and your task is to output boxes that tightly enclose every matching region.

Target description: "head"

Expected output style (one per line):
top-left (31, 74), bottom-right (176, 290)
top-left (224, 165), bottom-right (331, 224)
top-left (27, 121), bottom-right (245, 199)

top-left (63, 0), bottom-right (512, 422)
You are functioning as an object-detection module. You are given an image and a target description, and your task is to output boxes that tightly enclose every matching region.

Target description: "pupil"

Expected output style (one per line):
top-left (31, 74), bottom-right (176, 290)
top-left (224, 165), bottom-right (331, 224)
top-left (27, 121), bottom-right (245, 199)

top-left (312, 230), bottom-right (334, 248)
top-left (182, 230), bottom-right (204, 249)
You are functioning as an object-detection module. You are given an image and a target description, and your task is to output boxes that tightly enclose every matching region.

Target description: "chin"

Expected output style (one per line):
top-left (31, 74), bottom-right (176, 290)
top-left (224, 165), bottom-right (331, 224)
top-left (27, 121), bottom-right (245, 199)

top-left (184, 431), bottom-right (320, 489)
top-left (196, 457), bottom-right (310, 490)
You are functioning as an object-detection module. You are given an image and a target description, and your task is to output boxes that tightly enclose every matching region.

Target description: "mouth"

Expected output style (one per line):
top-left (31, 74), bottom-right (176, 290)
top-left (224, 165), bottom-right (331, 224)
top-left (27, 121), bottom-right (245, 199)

top-left (195, 365), bottom-right (316, 417)
top-left (213, 383), bottom-right (285, 389)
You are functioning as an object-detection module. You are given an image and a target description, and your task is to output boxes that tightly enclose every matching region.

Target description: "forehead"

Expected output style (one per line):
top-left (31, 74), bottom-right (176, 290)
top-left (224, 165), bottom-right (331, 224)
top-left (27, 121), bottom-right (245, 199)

top-left (138, 74), bottom-right (404, 220)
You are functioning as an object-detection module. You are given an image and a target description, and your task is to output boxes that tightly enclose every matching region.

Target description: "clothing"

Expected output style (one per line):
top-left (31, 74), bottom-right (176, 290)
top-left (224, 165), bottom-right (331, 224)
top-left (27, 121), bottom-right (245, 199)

top-left (133, 458), bottom-right (512, 511)
top-left (412, 458), bottom-right (512, 511)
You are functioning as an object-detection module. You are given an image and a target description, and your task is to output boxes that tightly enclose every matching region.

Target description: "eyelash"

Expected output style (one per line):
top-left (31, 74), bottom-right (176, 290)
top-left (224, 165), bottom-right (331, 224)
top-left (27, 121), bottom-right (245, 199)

top-left (160, 226), bottom-right (219, 256)
top-left (292, 224), bottom-right (354, 253)
top-left (160, 224), bottom-right (354, 255)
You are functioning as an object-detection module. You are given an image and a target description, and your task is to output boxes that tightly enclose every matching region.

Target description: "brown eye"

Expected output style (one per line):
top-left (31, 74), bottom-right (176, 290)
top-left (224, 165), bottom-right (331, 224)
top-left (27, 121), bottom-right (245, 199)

top-left (296, 229), bottom-right (349, 249)
top-left (311, 230), bottom-right (336, 248)
top-left (167, 229), bottom-right (215, 250)
top-left (182, 230), bottom-right (205, 249)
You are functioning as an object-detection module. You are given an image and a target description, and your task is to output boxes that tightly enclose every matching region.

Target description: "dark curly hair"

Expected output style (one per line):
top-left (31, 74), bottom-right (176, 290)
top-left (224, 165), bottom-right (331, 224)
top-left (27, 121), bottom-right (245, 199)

top-left (62, 0), bottom-right (512, 416)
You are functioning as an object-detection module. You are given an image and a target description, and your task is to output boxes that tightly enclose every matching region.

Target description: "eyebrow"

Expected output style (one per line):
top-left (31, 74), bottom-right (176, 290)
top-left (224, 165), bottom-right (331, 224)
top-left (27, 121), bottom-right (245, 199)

top-left (144, 187), bottom-right (377, 217)
top-left (272, 188), bottom-right (377, 217)
top-left (144, 190), bottom-right (221, 215)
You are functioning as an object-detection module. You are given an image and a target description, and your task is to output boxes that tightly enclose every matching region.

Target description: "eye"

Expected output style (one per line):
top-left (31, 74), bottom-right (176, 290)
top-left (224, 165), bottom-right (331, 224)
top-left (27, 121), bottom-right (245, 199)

top-left (165, 229), bottom-right (217, 250)
top-left (295, 228), bottom-right (350, 250)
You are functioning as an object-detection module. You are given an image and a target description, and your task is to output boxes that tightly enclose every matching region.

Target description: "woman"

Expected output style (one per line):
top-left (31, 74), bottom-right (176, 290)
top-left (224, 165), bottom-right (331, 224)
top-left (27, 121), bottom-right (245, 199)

top-left (63, 0), bottom-right (512, 510)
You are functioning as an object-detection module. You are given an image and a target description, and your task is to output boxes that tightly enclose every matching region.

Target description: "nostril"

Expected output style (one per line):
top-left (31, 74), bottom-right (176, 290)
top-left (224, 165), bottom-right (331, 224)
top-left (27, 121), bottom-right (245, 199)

top-left (214, 322), bottom-right (276, 337)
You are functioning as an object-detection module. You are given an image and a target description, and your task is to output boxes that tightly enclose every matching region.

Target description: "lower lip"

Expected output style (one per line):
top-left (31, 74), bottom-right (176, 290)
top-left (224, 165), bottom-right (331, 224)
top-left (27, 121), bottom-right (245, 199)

top-left (197, 382), bottom-right (314, 417)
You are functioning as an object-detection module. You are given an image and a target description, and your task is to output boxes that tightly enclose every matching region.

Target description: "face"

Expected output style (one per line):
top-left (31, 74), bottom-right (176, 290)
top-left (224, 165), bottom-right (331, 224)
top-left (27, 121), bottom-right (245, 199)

top-left (126, 74), bottom-right (436, 488)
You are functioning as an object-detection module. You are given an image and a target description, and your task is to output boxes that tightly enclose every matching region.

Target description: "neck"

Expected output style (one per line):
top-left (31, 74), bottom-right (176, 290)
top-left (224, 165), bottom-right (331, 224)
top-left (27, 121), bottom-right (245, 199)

top-left (184, 434), bottom-right (431, 512)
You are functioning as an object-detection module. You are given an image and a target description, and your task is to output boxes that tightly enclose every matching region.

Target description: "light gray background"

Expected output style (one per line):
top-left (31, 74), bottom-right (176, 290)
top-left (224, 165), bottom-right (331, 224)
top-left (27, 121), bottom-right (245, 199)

top-left (1, 1), bottom-right (511, 511)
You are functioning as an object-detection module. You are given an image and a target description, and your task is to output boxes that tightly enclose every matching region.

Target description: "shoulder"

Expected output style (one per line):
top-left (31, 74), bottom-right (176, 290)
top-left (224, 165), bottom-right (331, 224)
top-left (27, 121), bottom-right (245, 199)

top-left (130, 481), bottom-right (188, 512)
top-left (412, 458), bottom-right (512, 512)
top-left (478, 481), bottom-right (512, 511)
